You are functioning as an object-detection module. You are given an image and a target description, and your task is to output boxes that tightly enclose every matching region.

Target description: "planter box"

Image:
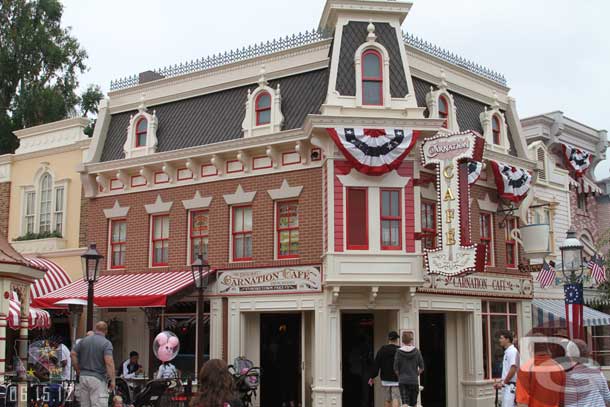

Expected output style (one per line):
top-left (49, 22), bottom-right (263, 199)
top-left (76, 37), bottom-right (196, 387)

top-left (11, 237), bottom-right (67, 254)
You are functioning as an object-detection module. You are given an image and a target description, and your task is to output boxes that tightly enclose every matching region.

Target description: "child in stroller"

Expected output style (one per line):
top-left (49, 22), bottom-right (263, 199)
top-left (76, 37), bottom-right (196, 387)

top-left (228, 357), bottom-right (261, 407)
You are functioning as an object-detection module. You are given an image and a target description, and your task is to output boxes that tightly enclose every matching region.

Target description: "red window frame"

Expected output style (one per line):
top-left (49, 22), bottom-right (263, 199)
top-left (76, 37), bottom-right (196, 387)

top-left (189, 210), bottom-right (209, 264)
top-left (438, 95), bottom-right (449, 128)
top-left (492, 115), bottom-right (501, 145)
top-left (380, 189), bottom-right (402, 250)
top-left (505, 217), bottom-right (518, 268)
top-left (232, 206), bottom-right (253, 261)
top-left (479, 213), bottom-right (493, 266)
top-left (277, 201), bottom-right (299, 259)
top-left (255, 92), bottom-right (271, 126)
top-left (481, 301), bottom-right (518, 379)
top-left (362, 49), bottom-right (383, 106)
top-left (346, 187), bottom-right (369, 250)
top-left (151, 214), bottom-right (170, 267)
top-left (109, 219), bottom-right (127, 269)
top-left (135, 118), bottom-right (148, 147)
top-left (421, 201), bottom-right (437, 249)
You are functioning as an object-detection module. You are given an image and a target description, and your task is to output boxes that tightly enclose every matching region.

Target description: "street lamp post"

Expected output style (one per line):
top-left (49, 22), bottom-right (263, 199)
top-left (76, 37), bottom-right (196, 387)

top-left (191, 254), bottom-right (210, 375)
top-left (559, 229), bottom-right (585, 339)
top-left (81, 243), bottom-right (103, 332)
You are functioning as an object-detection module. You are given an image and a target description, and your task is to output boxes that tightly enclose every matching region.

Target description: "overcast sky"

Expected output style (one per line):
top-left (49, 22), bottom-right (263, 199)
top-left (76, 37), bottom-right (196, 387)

top-left (60, 0), bottom-right (610, 177)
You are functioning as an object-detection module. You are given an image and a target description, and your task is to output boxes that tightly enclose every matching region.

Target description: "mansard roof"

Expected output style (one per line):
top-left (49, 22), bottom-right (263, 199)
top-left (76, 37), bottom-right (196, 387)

top-left (100, 68), bottom-right (329, 162)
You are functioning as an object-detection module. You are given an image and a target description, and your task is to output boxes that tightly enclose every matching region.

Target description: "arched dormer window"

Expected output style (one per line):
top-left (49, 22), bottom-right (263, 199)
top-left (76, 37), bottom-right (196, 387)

top-left (438, 95), bottom-right (449, 128)
top-left (492, 115), bottom-right (501, 145)
top-left (135, 118), bottom-right (148, 147)
top-left (362, 49), bottom-right (383, 106)
top-left (39, 173), bottom-right (52, 233)
top-left (255, 92), bottom-right (271, 125)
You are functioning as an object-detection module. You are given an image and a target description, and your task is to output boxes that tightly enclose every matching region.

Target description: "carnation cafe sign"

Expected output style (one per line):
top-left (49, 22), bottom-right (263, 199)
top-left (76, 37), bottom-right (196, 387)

top-left (218, 266), bottom-right (321, 295)
top-left (422, 273), bottom-right (534, 298)
top-left (421, 131), bottom-right (486, 276)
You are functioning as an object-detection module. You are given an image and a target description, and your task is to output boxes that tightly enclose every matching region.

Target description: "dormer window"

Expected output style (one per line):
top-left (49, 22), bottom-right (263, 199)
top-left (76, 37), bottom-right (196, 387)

top-left (362, 49), bottom-right (383, 106)
top-left (135, 118), bottom-right (148, 147)
top-left (438, 96), bottom-right (449, 128)
top-left (492, 115), bottom-right (501, 145)
top-left (255, 92), bottom-right (271, 126)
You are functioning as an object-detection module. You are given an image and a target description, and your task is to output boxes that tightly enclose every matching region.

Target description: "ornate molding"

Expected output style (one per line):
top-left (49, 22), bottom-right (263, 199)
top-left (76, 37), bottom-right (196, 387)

top-left (223, 185), bottom-right (256, 205)
top-left (11, 238), bottom-right (67, 254)
top-left (267, 180), bottom-right (303, 200)
top-left (182, 191), bottom-right (213, 210)
top-left (145, 195), bottom-right (173, 214)
top-left (477, 193), bottom-right (498, 213)
top-left (103, 200), bottom-right (130, 219)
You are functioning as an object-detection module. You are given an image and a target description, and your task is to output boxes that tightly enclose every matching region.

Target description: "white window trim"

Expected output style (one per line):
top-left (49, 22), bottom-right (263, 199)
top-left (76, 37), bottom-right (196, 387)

top-left (182, 191), bottom-right (213, 210)
top-left (223, 185), bottom-right (256, 206)
top-left (229, 205), bottom-right (254, 263)
top-left (273, 200), bottom-right (301, 260)
top-left (354, 37), bottom-right (391, 108)
top-left (267, 179), bottom-right (303, 200)
top-left (107, 218), bottom-right (127, 270)
top-left (145, 195), bottom-right (173, 214)
top-left (480, 95), bottom-right (509, 153)
top-left (186, 209), bottom-right (209, 266)
top-left (149, 214), bottom-right (170, 268)
top-left (103, 200), bottom-right (130, 219)
top-left (425, 72), bottom-right (459, 132)
top-left (241, 66), bottom-right (284, 138)
top-left (123, 97), bottom-right (159, 159)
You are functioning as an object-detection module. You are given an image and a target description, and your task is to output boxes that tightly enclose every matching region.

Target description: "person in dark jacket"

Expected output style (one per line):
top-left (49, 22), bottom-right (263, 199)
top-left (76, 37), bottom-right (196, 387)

top-left (393, 331), bottom-right (424, 407)
top-left (369, 331), bottom-right (401, 407)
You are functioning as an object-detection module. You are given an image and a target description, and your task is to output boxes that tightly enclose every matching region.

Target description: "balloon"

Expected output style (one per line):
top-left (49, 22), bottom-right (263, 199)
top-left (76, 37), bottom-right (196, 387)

top-left (153, 331), bottom-right (180, 362)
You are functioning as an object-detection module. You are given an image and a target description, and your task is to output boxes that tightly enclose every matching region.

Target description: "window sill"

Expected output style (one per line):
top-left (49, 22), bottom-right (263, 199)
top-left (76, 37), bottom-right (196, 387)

top-left (11, 237), bottom-right (66, 254)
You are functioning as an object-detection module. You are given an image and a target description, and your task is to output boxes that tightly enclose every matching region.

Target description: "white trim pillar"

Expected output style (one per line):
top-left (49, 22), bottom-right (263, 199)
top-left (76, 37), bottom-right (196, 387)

top-left (210, 297), bottom-right (223, 360)
top-left (312, 294), bottom-right (342, 406)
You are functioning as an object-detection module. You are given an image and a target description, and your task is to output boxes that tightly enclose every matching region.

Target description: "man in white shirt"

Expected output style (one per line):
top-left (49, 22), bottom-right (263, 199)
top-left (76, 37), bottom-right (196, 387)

top-left (59, 343), bottom-right (72, 380)
top-left (494, 330), bottom-right (519, 407)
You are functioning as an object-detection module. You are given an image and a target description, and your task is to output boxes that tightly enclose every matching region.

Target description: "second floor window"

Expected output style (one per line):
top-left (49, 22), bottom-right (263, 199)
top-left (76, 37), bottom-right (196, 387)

top-left (54, 187), bottom-right (64, 235)
top-left (255, 92), bottom-right (271, 125)
top-left (232, 206), bottom-right (253, 261)
top-left (277, 201), bottom-right (299, 258)
top-left (190, 211), bottom-right (209, 263)
top-left (438, 96), bottom-right (449, 128)
top-left (346, 188), bottom-right (368, 249)
top-left (480, 213), bottom-right (494, 266)
top-left (421, 201), bottom-right (436, 249)
top-left (39, 173), bottom-right (53, 233)
top-left (151, 215), bottom-right (170, 266)
top-left (380, 189), bottom-right (401, 250)
top-left (136, 118), bottom-right (148, 147)
top-left (492, 115), bottom-right (501, 145)
top-left (362, 49), bottom-right (383, 106)
top-left (110, 219), bottom-right (127, 269)
top-left (577, 193), bottom-right (587, 212)
top-left (505, 218), bottom-right (518, 268)
top-left (24, 191), bottom-right (36, 234)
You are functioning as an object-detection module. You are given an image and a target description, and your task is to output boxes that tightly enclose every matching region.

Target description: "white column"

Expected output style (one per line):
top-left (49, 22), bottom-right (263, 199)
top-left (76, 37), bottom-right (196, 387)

top-left (209, 298), bottom-right (223, 360)
top-left (312, 295), bottom-right (342, 406)
top-left (227, 298), bottom-right (241, 363)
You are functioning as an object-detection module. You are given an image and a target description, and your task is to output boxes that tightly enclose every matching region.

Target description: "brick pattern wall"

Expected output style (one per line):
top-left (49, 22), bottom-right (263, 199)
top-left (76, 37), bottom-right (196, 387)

top-left (570, 189), bottom-right (600, 241)
top-left (88, 168), bottom-right (323, 273)
top-left (0, 182), bottom-right (10, 239)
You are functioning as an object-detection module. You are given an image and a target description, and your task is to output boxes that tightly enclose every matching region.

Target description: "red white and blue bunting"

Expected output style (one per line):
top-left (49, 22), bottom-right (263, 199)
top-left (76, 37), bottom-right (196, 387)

top-left (562, 143), bottom-right (591, 178)
top-left (326, 127), bottom-right (418, 175)
top-left (490, 160), bottom-right (532, 203)
top-left (467, 161), bottom-right (483, 185)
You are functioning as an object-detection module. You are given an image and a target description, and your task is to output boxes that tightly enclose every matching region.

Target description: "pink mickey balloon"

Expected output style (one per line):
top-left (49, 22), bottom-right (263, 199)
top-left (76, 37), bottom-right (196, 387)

top-left (153, 331), bottom-right (180, 362)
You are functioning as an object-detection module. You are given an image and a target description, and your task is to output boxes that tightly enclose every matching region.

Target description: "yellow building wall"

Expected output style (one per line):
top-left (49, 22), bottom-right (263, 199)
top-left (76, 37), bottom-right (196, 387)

top-left (8, 148), bottom-right (84, 250)
top-left (46, 255), bottom-right (83, 286)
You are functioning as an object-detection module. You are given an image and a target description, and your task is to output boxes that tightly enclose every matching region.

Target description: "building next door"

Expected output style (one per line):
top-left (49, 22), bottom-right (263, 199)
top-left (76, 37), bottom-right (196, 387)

top-left (342, 313), bottom-right (374, 407)
top-left (419, 313), bottom-right (447, 407)
top-left (260, 313), bottom-right (302, 407)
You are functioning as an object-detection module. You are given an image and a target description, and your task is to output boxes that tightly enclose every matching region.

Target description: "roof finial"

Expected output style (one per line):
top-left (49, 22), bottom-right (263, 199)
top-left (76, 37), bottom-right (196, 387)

top-left (258, 65), bottom-right (268, 87)
top-left (492, 91), bottom-right (500, 110)
top-left (138, 94), bottom-right (147, 113)
top-left (439, 69), bottom-right (448, 89)
top-left (367, 19), bottom-right (377, 42)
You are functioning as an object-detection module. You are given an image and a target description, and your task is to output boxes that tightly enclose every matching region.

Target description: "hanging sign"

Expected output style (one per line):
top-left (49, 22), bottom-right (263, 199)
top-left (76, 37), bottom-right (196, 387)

top-left (562, 144), bottom-right (591, 178)
top-left (326, 127), bottom-right (419, 175)
top-left (420, 130), bottom-right (486, 276)
top-left (489, 161), bottom-right (532, 202)
top-left (217, 266), bottom-right (321, 295)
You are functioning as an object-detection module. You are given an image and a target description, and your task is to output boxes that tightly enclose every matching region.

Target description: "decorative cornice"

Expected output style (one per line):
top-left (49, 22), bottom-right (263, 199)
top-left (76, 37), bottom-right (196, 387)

top-left (267, 180), bottom-right (304, 200)
top-left (103, 200), bottom-right (130, 219)
top-left (483, 149), bottom-right (536, 170)
top-left (223, 185), bottom-right (256, 205)
top-left (145, 195), bottom-right (173, 214)
top-left (182, 191), bottom-right (213, 210)
top-left (305, 114), bottom-right (445, 135)
top-left (13, 117), bottom-right (90, 139)
top-left (477, 193), bottom-right (498, 213)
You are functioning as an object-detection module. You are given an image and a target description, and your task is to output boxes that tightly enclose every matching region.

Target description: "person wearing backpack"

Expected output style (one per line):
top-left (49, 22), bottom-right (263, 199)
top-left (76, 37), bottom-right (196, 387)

top-left (369, 331), bottom-right (401, 407)
top-left (190, 359), bottom-right (243, 407)
top-left (393, 331), bottom-right (424, 407)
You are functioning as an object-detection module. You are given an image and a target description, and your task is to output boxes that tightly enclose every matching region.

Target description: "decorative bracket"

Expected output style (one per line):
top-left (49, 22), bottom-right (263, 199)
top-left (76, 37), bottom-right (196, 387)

top-left (139, 166), bottom-right (153, 186)
top-left (331, 286), bottom-right (341, 306)
top-left (211, 154), bottom-right (225, 176)
top-left (266, 145), bottom-right (280, 169)
top-left (186, 158), bottom-right (200, 181)
top-left (162, 162), bottom-right (177, 183)
top-left (368, 286), bottom-right (379, 308)
top-left (237, 150), bottom-right (251, 173)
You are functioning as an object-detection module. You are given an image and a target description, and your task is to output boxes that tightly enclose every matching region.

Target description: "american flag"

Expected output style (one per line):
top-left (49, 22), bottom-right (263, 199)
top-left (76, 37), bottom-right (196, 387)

top-left (537, 260), bottom-right (556, 289)
top-left (565, 283), bottom-right (584, 340)
top-left (588, 254), bottom-right (607, 284)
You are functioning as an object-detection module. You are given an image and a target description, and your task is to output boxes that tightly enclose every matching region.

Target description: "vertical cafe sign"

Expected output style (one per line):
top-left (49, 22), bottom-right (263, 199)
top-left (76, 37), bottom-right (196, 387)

top-left (421, 130), bottom-right (486, 276)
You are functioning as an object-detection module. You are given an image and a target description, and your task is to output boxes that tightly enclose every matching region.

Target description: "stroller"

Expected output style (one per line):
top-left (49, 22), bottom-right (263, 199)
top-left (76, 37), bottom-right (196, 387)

top-left (113, 378), bottom-right (177, 407)
top-left (228, 358), bottom-right (260, 407)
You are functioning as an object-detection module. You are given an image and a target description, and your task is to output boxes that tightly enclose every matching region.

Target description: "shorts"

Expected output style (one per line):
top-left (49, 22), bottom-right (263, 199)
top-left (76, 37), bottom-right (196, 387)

top-left (383, 385), bottom-right (400, 401)
top-left (399, 383), bottom-right (419, 406)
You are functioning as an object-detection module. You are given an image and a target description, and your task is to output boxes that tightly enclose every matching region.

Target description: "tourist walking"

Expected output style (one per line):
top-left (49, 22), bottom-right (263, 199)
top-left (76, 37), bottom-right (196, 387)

top-left (516, 339), bottom-right (564, 407)
top-left (369, 331), bottom-right (401, 407)
top-left (71, 321), bottom-right (115, 407)
top-left (564, 339), bottom-right (610, 406)
top-left (190, 359), bottom-right (243, 407)
top-left (393, 331), bottom-right (424, 407)
top-left (493, 330), bottom-right (519, 407)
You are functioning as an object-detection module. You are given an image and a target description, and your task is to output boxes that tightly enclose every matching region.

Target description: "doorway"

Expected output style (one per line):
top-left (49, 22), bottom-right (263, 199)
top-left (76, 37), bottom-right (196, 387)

top-left (260, 313), bottom-right (302, 407)
top-left (342, 313), bottom-right (374, 407)
top-left (419, 313), bottom-right (446, 407)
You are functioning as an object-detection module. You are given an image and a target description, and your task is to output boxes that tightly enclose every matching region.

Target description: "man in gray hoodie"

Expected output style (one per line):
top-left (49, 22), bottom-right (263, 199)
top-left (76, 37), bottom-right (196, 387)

top-left (393, 331), bottom-right (424, 407)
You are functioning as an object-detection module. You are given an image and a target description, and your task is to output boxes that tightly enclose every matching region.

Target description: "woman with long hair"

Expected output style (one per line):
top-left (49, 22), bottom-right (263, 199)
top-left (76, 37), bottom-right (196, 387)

top-left (191, 359), bottom-right (242, 407)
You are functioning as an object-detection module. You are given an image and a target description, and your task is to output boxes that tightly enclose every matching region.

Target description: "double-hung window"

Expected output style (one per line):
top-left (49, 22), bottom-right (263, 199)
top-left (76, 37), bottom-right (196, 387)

top-left (438, 96), bottom-right (449, 128)
top-left (380, 189), bottom-right (401, 250)
top-left (232, 206), bottom-right (253, 261)
top-left (39, 174), bottom-right (53, 233)
top-left (110, 220), bottom-right (127, 269)
top-left (346, 188), bottom-right (368, 250)
top-left (151, 215), bottom-right (170, 266)
top-left (24, 191), bottom-right (36, 234)
top-left (480, 213), bottom-right (494, 266)
top-left (482, 301), bottom-right (518, 379)
top-left (421, 201), bottom-right (436, 250)
top-left (505, 218), bottom-right (518, 268)
top-left (255, 92), bottom-right (271, 126)
top-left (277, 201), bottom-right (299, 258)
top-left (362, 49), bottom-right (383, 106)
top-left (190, 210), bottom-right (209, 263)
top-left (135, 118), bottom-right (148, 147)
top-left (54, 187), bottom-right (64, 234)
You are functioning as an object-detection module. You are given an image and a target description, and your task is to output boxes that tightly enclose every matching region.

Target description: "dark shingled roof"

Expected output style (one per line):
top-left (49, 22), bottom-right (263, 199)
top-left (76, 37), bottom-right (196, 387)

top-left (100, 68), bottom-right (329, 162)
top-left (336, 22), bottom-right (409, 98)
top-left (411, 76), bottom-right (518, 155)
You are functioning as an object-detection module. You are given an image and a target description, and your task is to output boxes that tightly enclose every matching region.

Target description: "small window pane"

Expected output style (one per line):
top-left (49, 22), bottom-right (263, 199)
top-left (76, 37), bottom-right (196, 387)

top-left (347, 188), bottom-right (367, 248)
top-left (490, 315), bottom-right (508, 378)
top-left (509, 303), bottom-right (517, 314)
top-left (439, 97), bottom-right (448, 116)
top-left (256, 93), bottom-right (271, 109)
top-left (137, 133), bottom-right (147, 147)
top-left (363, 52), bottom-right (381, 78)
top-left (244, 234), bottom-right (252, 258)
top-left (243, 207), bottom-right (253, 231)
top-left (137, 119), bottom-right (148, 133)
top-left (381, 191), bottom-right (390, 216)
top-left (489, 302), bottom-right (507, 314)
top-left (363, 81), bottom-right (382, 105)
top-left (54, 188), bottom-right (64, 211)
top-left (257, 109), bottom-right (271, 125)
top-left (390, 191), bottom-right (399, 217)
top-left (482, 315), bottom-right (489, 379)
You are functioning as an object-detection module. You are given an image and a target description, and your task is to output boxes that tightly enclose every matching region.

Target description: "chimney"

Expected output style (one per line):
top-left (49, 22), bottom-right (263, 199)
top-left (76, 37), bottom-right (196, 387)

top-left (138, 70), bottom-right (165, 85)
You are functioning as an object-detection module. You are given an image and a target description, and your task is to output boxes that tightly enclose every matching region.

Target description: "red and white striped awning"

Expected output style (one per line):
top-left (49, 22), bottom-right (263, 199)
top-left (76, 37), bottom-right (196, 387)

top-left (26, 257), bottom-right (72, 299)
top-left (32, 271), bottom-right (204, 309)
top-left (8, 292), bottom-right (51, 330)
top-left (569, 176), bottom-right (602, 195)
